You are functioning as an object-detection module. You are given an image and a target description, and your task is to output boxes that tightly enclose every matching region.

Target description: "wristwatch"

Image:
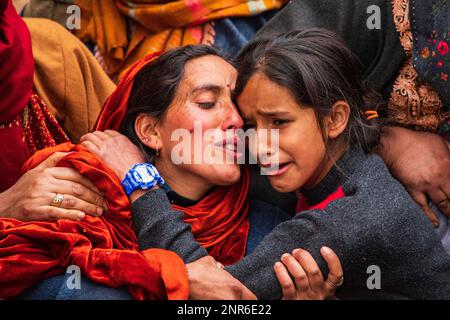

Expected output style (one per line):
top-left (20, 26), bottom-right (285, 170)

top-left (121, 163), bottom-right (164, 196)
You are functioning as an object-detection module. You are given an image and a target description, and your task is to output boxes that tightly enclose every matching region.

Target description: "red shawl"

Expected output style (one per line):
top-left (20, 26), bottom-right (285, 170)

top-left (0, 0), bottom-right (69, 192)
top-left (0, 143), bottom-right (188, 299)
top-left (95, 51), bottom-right (250, 265)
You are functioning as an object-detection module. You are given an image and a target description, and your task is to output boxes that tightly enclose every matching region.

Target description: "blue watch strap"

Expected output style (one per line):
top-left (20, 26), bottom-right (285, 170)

top-left (121, 163), bottom-right (164, 196)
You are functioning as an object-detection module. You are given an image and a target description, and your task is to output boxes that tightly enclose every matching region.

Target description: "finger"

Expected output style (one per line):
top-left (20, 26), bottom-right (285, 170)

top-left (51, 193), bottom-right (103, 217)
top-left (34, 206), bottom-right (86, 221)
top-left (320, 247), bottom-right (344, 293)
top-left (428, 188), bottom-right (450, 217)
top-left (410, 190), bottom-right (440, 227)
top-left (50, 167), bottom-right (103, 197)
top-left (92, 131), bottom-right (111, 140)
top-left (104, 130), bottom-right (120, 137)
top-left (81, 133), bottom-right (104, 148)
top-left (53, 179), bottom-right (107, 210)
top-left (280, 253), bottom-right (310, 293)
top-left (81, 140), bottom-right (101, 156)
top-left (292, 249), bottom-right (324, 293)
top-left (274, 261), bottom-right (296, 300)
top-left (37, 152), bottom-right (72, 170)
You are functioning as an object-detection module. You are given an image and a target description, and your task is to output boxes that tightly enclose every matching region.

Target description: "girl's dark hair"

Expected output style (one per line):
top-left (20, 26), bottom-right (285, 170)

top-left (235, 28), bottom-right (382, 153)
top-left (119, 45), bottom-right (229, 163)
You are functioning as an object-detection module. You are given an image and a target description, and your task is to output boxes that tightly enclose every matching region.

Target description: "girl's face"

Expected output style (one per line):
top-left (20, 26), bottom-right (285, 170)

top-left (237, 73), bottom-right (331, 193)
top-left (154, 55), bottom-right (243, 198)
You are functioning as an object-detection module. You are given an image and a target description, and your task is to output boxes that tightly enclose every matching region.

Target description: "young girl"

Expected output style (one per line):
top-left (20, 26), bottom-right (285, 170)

top-left (121, 29), bottom-right (450, 299)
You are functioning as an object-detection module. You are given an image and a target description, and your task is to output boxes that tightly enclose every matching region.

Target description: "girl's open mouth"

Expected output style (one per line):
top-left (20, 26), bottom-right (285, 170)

top-left (259, 162), bottom-right (292, 176)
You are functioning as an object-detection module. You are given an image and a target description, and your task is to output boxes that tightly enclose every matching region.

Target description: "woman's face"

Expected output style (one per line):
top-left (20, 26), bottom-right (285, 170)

top-left (237, 73), bottom-right (329, 193)
top-left (155, 55), bottom-right (243, 197)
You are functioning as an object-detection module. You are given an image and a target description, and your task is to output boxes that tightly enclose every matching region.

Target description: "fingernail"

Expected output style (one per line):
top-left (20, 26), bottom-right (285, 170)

top-left (78, 212), bottom-right (86, 220)
top-left (281, 253), bottom-right (290, 260)
top-left (292, 249), bottom-right (300, 255)
top-left (274, 262), bottom-right (282, 268)
top-left (321, 246), bottom-right (331, 255)
top-left (97, 208), bottom-right (103, 216)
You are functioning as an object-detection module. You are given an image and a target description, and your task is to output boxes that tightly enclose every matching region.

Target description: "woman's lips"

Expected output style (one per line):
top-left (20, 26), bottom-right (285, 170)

top-left (259, 162), bottom-right (292, 176)
top-left (214, 137), bottom-right (244, 161)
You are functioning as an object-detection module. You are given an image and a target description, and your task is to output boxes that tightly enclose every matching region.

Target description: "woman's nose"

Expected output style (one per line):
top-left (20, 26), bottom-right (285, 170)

top-left (222, 102), bottom-right (243, 130)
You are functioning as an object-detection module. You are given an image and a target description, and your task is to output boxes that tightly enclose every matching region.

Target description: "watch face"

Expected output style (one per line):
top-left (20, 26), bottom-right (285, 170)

top-left (134, 165), bottom-right (155, 184)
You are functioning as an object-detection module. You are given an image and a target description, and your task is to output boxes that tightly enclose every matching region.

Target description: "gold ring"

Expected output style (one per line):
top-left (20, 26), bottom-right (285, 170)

top-left (336, 276), bottom-right (344, 287)
top-left (50, 193), bottom-right (64, 207)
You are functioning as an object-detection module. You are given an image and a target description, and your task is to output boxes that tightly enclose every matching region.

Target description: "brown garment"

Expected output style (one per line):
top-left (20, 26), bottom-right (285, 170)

top-left (24, 18), bottom-right (115, 142)
top-left (389, 0), bottom-right (450, 131)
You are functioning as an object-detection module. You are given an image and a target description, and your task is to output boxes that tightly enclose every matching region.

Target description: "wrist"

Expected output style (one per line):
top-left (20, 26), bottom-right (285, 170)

top-left (375, 126), bottom-right (405, 168)
top-left (129, 186), bottom-right (159, 204)
top-left (122, 163), bottom-right (164, 198)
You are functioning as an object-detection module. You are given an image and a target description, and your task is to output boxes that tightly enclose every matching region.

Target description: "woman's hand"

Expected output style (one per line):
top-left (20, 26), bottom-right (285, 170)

top-left (0, 152), bottom-right (107, 221)
top-left (186, 256), bottom-right (257, 300)
top-left (80, 130), bottom-right (146, 181)
top-left (377, 127), bottom-right (450, 225)
top-left (274, 247), bottom-right (343, 300)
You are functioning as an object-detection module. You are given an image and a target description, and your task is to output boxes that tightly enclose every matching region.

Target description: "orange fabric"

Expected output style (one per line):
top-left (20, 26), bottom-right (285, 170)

top-left (95, 51), bottom-right (250, 265)
top-left (76, 0), bottom-right (288, 79)
top-left (0, 142), bottom-right (189, 300)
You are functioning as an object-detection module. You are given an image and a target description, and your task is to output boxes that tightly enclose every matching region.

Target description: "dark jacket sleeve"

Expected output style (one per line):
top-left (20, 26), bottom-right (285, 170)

top-left (131, 189), bottom-right (207, 263)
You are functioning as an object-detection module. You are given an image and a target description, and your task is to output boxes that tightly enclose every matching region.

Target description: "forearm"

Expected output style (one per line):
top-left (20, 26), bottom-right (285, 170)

top-left (131, 189), bottom-right (207, 263)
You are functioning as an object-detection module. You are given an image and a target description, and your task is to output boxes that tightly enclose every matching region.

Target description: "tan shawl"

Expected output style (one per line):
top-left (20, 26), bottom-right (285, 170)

top-left (24, 18), bottom-right (115, 142)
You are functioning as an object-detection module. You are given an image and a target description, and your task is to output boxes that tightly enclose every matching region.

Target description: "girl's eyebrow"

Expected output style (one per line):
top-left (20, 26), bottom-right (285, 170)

top-left (257, 110), bottom-right (291, 117)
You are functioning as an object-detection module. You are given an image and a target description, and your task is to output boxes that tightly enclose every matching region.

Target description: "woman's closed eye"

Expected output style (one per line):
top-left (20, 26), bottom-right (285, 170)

top-left (196, 101), bottom-right (216, 109)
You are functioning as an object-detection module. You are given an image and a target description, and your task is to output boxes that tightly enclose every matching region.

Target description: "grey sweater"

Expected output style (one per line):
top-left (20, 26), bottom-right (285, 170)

top-left (131, 150), bottom-right (450, 299)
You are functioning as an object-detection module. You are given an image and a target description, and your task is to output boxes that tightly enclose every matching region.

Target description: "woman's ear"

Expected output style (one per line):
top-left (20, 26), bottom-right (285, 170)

top-left (326, 100), bottom-right (350, 140)
top-left (135, 114), bottom-right (162, 151)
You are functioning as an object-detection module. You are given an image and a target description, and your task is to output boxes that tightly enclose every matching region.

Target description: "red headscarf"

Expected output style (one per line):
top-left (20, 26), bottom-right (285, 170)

top-left (95, 51), bottom-right (250, 265)
top-left (0, 0), bottom-right (69, 192)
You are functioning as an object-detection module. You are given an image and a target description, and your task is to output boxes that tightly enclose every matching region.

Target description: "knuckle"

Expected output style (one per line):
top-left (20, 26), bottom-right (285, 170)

top-left (294, 273), bottom-right (307, 282)
top-left (282, 283), bottom-right (294, 291)
top-left (21, 205), bottom-right (33, 219)
top-left (72, 183), bottom-right (83, 195)
top-left (230, 284), bottom-right (242, 296)
top-left (309, 269), bottom-right (321, 277)
top-left (95, 196), bottom-right (104, 207)
top-left (64, 195), bottom-right (76, 208)
top-left (84, 205), bottom-right (95, 214)
top-left (29, 191), bottom-right (41, 200)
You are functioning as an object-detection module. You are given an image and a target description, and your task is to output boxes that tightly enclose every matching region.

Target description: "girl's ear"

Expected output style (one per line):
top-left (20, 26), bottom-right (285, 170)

top-left (326, 100), bottom-right (350, 140)
top-left (135, 113), bottom-right (163, 151)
